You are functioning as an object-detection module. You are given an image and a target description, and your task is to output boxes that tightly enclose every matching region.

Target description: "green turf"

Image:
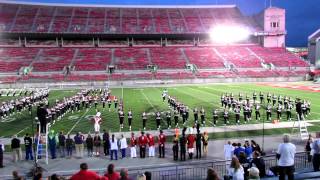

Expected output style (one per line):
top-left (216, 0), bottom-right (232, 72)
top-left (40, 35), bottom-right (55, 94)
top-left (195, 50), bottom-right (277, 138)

top-left (0, 83), bottom-right (319, 138)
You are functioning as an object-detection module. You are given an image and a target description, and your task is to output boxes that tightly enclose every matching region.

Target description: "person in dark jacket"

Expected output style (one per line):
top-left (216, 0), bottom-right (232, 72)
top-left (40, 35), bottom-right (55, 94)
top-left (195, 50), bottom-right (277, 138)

top-left (11, 135), bottom-right (22, 162)
top-left (103, 129), bottom-right (110, 156)
top-left (93, 133), bottom-right (101, 156)
top-left (37, 103), bottom-right (48, 133)
top-left (172, 134), bottom-right (179, 161)
top-left (250, 151), bottom-right (266, 177)
top-left (195, 125), bottom-right (202, 159)
top-left (66, 134), bottom-right (74, 158)
top-left (74, 132), bottom-right (84, 158)
top-left (180, 128), bottom-right (187, 161)
top-left (24, 133), bottom-right (33, 160)
top-left (58, 131), bottom-right (66, 158)
top-left (86, 134), bottom-right (94, 157)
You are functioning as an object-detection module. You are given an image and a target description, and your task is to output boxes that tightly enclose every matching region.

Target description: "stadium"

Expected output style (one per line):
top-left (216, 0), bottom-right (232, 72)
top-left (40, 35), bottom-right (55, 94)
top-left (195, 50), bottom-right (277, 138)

top-left (0, 0), bottom-right (319, 179)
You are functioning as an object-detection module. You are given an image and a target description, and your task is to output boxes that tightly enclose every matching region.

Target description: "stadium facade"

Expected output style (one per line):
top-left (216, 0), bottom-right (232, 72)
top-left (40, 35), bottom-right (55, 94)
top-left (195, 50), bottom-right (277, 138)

top-left (308, 28), bottom-right (320, 66)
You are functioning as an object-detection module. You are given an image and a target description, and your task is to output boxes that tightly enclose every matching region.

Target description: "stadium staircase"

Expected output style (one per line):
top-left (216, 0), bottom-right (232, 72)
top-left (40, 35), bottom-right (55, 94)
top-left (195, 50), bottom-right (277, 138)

top-left (35, 122), bottom-right (50, 165)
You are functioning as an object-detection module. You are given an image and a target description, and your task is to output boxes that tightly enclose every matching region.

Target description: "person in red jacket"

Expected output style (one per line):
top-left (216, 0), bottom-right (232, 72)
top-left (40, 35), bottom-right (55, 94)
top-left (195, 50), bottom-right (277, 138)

top-left (147, 133), bottom-right (155, 157)
top-left (139, 131), bottom-right (147, 158)
top-left (158, 130), bottom-right (166, 158)
top-left (187, 129), bottom-right (196, 159)
top-left (104, 163), bottom-right (120, 180)
top-left (130, 132), bottom-right (137, 158)
top-left (70, 163), bottom-right (103, 180)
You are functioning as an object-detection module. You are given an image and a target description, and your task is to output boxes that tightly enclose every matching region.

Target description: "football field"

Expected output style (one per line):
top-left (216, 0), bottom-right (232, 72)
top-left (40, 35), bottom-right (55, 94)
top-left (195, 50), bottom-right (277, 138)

top-left (0, 82), bottom-right (320, 138)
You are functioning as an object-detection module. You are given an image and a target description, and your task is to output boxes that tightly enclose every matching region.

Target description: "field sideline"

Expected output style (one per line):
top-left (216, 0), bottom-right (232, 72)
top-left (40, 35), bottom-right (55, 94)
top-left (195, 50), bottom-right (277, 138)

top-left (0, 82), bottom-right (319, 138)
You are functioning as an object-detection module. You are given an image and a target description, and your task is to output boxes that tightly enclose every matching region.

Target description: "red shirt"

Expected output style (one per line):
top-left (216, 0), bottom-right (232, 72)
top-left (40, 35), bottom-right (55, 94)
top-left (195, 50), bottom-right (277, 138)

top-left (158, 134), bottom-right (166, 145)
top-left (187, 134), bottom-right (195, 149)
top-left (104, 172), bottom-right (120, 180)
top-left (70, 170), bottom-right (101, 180)
top-left (139, 135), bottom-right (148, 146)
top-left (147, 135), bottom-right (155, 146)
top-left (130, 137), bottom-right (137, 146)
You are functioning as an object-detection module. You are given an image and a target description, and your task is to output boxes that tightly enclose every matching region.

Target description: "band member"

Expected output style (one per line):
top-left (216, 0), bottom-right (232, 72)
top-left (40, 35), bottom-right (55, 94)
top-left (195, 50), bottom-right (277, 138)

top-left (155, 111), bottom-right (161, 130)
top-left (253, 91), bottom-right (257, 103)
top-left (234, 107), bottom-right (240, 124)
top-left (286, 103), bottom-right (293, 121)
top-left (138, 132), bottom-right (147, 158)
top-left (101, 96), bottom-right (106, 109)
top-left (162, 92), bottom-right (166, 102)
top-left (272, 94), bottom-right (277, 107)
top-left (267, 92), bottom-right (271, 104)
top-left (147, 133), bottom-right (155, 157)
top-left (255, 103), bottom-right (261, 120)
top-left (118, 109), bottom-right (124, 129)
top-left (130, 133), bottom-right (137, 158)
top-left (306, 101), bottom-right (311, 116)
top-left (243, 105), bottom-right (249, 123)
top-left (114, 97), bottom-right (118, 109)
top-left (187, 129), bottom-right (195, 159)
top-left (94, 97), bottom-right (98, 110)
top-left (213, 109), bottom-right (218, 126)
top-left (93, 112), bottom-right (102, 133)
top-left (166, 111), bottom-right (171, 129)
top-left (277, 104), bottom-right (282, 120)
top-left (200, 107), bottom-right (205, 125)
top-left (296, 98), bottom-right (303, 120)
top-left (107, 98), bottom-right (112, 111)
top-left (174, 110), bottom-right (179, 127)
top-left (266, 104), bottom-right (272, 121)
top-left (284, 96), bottom-right (288, 109)
top-left (239, 92), bottom-right (243, 102)
top-left (128, 109), bottom-right (133, 131)
top-left (158, 130), bottom-right (166, 158)
top-left (221, 94), bottom-right (225, 107)
top-left (142, 112), bottom-right (147, 130)
top-left (259, 92), bottom-right (264, 104)
top-left (193, 108), bottom-right (199, 124)
top-left (223, 109), bottom-right (229, 125)
top-left (302, 101), bottom-right (307, 118)
top-left (278, 95), bottom-right (283, 105)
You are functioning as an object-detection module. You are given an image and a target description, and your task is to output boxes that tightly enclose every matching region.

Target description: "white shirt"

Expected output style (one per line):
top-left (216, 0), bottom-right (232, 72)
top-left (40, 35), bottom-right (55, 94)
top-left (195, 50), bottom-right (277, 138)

top-left (277, 142), bottom-right (296, 166)
top-left (0, 143), bottom-right (4, 151)
top-left (224, 144), bottom-right (234, 160)
top-left (120, 137), bottom-right (128, 149)
top-left (228, 166), bottom-right (244, 180)
top-left (110, 139), bottom-right (118, 150)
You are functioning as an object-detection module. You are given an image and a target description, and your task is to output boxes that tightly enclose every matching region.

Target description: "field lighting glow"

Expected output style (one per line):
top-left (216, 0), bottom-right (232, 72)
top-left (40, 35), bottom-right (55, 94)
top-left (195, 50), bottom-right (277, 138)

top-left (209, 26), bottom-right (250, 43)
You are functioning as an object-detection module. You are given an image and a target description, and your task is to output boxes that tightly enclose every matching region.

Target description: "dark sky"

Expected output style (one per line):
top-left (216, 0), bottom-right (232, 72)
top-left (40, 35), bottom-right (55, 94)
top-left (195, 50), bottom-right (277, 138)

top-left (9, 0), bottom-right (320, 47)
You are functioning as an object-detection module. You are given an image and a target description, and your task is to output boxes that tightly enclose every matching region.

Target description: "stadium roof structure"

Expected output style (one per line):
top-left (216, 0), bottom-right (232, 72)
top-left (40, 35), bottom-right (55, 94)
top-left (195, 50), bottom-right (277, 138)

top-left (309, 28), bottom-right (320, 42)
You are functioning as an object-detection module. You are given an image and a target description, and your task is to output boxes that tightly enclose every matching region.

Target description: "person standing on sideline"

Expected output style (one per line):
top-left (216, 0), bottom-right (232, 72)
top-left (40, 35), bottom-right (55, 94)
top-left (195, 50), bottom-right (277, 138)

top-left (58, 131), bottom-right (66, 158)
top-left (172, 134), bottom-right (179, 161)
top-left (110, 134), bottom-right (118, 160)
top-left (66, 134), bottom-right (74, 158)
top-left (93, 133), bottom-right (101, 156)
top-left (147, 133), bottom-right (155, 157)
top-left (103, 129), bottom-right (110, 156)
top-left (195, 128), bottom-right (202, 159)
top-left (277, 134), bottom-right (296, 180)
top-left (24, 133), bottom-right (33, 160)
top-left (0, 139), bottom-right (4, 168)
top-left (312, 132), bottom-right (320, 171)
top-left (86, 134), bottom-right (94, 157)
top-left (187, 129), bottom-right (196, 159)
top-left (224, 141), bottom-right (234, 161)
top-left (11, 135), bottom-right (22, 162)
top-left (119, 134), bottom-right (128, 159)
top-left (180, 128), bottom-right (187, 161)
top-left (139, 131), bottom-right (147, 158)
top-left (74, 132), bottom-right (84, 158)
top-left (48, 130), bottom-right (58, 159)
top-left (202, 131), bottom-right (209, 157)
top-left (130, 132), bottom-right (137, 158)
top-left (158, 130), bottom-right (166, 158)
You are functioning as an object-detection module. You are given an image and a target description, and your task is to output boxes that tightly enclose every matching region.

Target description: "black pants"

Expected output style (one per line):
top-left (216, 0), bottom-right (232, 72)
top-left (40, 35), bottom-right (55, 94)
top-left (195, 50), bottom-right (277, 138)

top-left (159, 145), bottom-right (165, 158)
top-left (140, 146), bottom-right (146, 158)
top-left (267, 112), bottom-right (272, 120)
top-left (196, 144), bottom-right (201, 159)
top-left (213, 117), bottom-right (218, 125)
top-left (143, 119), bottom-right (147, 129)
top-left (103, 143), bottom-right (110, 156)
top-left (277, 112), bottom-right (282, 119)
top-left (180, 149), bottom-right (186, 161)
top-left (0, 152), bottom-right (3, 167)
top-left (224, 116), bottom-right (228, 124)
top-left (128, 118), bottom-right (132, 127)
top-left (279, 165), bottom-right (294, 180)
top-left (287, 111), bottom-right (291, 120)
top-left (173, 146), bottom-right (178, 161)
top-left (40, 120), bottom-right (47, 133)
top-left (313, 154), bottom-right (320, 171)
top-left (156, 119), bottom-right (160, 128)
top-left (235, 115), bottom-right (240, 123)
top-left (166, 118), bottom-right (171, 127)
top-left (255, 111), bottom-right (260, 120)
top-left (174, 117), bottom-right (179, 125)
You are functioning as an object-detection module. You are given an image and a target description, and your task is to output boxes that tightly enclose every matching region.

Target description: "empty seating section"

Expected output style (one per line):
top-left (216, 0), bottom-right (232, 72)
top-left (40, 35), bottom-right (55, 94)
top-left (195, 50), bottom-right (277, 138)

top-left (184, 47), bottom-right (225, 68)
top-left (197, 9), bottom-right (216, 32)
top-left (69, 8), bottom-right (89, 33)
top-left (0, 5), bottom-right (18, 32)
top-left (138, 9), bottom-right (154, 33)
top-left (122, 9), bottom-right (138, 34)
top-left (32, 48), bottom-right (74, 71)
top-left (113, 48), bottom-right (149, 70)
top-left (155, 72), bottom-right (194, 79)
top-left (180, 9), bottom-right (203, 33)
top-left (51, 8), bottom-right (73, 33)
top-left (87, 8), bottom-right (105, 33)
top-left (105, 9), bottom-right (120, 33)
top-left (0, 48), bottom-right (37, 72)
top-left (216, 47), bottom-right (262, 68)
top-left (149, 48), bottom-right (187, 69)
top-left (33, 7), bottom-right (55, 32)
top-left (73, 49), bottom-right (111, 71)
top-left (152, 9), bottom-right (171, 33)
top-left (250, 46), bottom-right (308, 67)
top-left (12, 6), bottom-right (37, 32)
top-left (167, 9), bottom-right (186, 33)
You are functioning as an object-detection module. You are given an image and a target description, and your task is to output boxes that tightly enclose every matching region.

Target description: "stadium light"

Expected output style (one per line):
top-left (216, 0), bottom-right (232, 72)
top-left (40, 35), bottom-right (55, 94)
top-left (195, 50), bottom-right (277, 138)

top-left (209, 25), bottom-right (250, 44)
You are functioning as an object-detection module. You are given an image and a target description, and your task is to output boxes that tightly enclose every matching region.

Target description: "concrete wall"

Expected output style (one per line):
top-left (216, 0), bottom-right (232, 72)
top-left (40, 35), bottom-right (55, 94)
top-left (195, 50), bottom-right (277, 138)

top-left (263, 7), bottom-right (286, 47)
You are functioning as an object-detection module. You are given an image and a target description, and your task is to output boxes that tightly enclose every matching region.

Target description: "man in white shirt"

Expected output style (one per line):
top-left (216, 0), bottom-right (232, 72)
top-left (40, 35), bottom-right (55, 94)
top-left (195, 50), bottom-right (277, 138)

top-left (119, 134), bottom-right (127, 159)
top-left (277, 134), bottom-right (296, 180)
top-left (312, 132), bottom-right (320, 171)
top-left (224, 141), bottom-right (234, 160)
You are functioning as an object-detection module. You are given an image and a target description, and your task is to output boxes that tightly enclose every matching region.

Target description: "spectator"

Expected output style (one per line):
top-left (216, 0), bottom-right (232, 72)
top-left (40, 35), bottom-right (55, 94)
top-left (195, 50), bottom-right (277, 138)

top-left (58, 131), bottom-right (66, 158)
top-left (74, 132), bottom-right (84, 158)
top-left (202, 131), bottom-right (209, 157)
top-left (104, 164), bottom-right (120, 180)
top-left (119, 168), bottom-right (131, 180)
top-left (172, 134), bottom-right (179, 161)
top-left (228, 156), bottom-right (244, 180)
top-left (70, 163), bottom-right (101, 180)
top-left (93, 133), bottom-right (101, 156)
top-left (49, 174), bottom-right (61, 180)
top-left (136, 174), bottom-right (146, 180)
top-left (234, 143), bottom-right (245, 158)
top-left (248, 167), bottom-right (260, 180)
top-left (238, 152), bottom-right (249, 178)
top-left (110, 134), bottom-right (118, 160)
top-left (312, 132), bottom-right (320, 171)
top-left (119, 134), bottom-right (128, 158)
top-left (24, 133), bottom-right (33, 160)
top-left (48, 130), bottom-right (58, 159)
top-left (0, 139), bottom-right (4, 168)
top-left (12, 171), bottom-right (23, 180)
top-left (251, 140), bottom-right (261, 154)
top-left (66, 134), bottom-right (74, 158)
top-left (144, 171), bottom-right (151, 180)
top-left (11, 135), bottom-right (22, 162)
top-left (103, 129), bottom-right (110, 156)
top-left (206, 167), bottom-right (219, 180)
top-left (276, 134), bottom-right (296, 180)
top-left (250, 151), bottom-right (266, 177)
top-left (86, 134), bottom-right (93, 157)
top-left (244, 141), bottom-right (253, 159)
top-left (224, 141), bottom-right (234, 161)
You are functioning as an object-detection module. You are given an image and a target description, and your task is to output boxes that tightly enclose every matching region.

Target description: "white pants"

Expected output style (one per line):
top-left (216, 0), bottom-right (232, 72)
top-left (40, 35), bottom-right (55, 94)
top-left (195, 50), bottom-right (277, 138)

top-left (94, 123), bottom-right (100, 132)
top-left (148, 146), bottom-right (155, 157)
top-left (130, 146), bottom-right (137, 158)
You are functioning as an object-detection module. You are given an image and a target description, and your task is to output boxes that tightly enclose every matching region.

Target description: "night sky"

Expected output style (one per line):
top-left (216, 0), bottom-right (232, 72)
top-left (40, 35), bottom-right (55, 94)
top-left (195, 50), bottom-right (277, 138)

top-left (7, 0), bottom-right (320, 47)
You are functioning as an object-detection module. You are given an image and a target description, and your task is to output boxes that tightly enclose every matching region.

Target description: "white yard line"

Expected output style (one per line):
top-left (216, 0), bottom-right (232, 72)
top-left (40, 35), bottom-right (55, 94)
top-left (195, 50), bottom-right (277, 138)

top-left (67, 110), bottom-right (90, 135)
top-left (16, 127), bottom-right (29, 136)
top-left (140, 90), bottom-right (157, 111)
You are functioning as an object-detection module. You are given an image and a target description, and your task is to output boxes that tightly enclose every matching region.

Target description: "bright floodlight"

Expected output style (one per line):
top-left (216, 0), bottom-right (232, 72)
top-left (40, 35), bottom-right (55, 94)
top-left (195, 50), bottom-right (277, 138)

top-left (209, 25), bottom-right (250, 43)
